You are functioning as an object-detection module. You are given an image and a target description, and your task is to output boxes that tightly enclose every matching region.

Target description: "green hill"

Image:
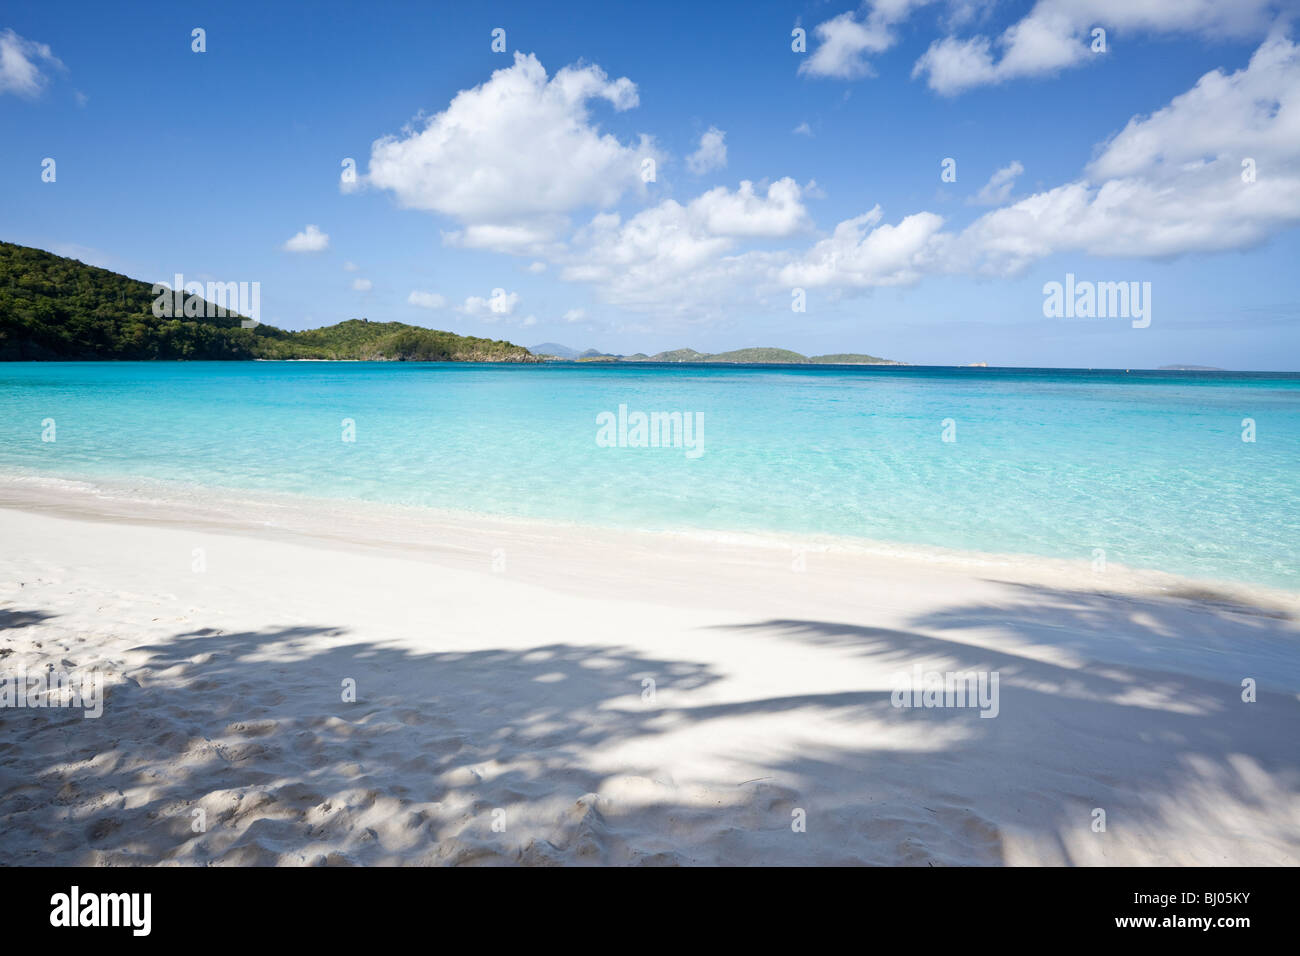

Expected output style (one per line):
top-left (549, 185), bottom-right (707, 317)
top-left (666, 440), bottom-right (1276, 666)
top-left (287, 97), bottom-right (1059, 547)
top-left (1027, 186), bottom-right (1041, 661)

top-left (272, 319), bottom-right (538, 362)
top-left (646, 348), bottom-right (708, 363)
top-left (0, 241), bottom-right (539, 362)
top-left (705, 347), bottom-right (808, 363)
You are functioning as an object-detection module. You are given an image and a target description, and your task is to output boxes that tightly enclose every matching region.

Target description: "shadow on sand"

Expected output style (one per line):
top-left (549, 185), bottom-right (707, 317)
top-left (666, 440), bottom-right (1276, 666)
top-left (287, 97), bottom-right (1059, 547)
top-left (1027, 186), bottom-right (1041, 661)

top-left (1, 582), bottom-right (1297, 865)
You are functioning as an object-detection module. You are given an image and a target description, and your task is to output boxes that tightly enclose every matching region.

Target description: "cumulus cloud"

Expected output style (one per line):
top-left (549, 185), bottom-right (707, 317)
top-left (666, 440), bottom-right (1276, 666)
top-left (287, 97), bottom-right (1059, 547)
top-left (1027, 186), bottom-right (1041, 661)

top-left (0, 29), bottom-right (62, 98)
top-left (781, 207), bottom-right (948, 287)
top-left (692, 178), bottom-right (812, 237)
top-left (800, 10), bottom-right (898, 79)
top-left (352, 278), bottom-right (372, 292)
top-left (553, 33), bottom-right (1300, 317)
top-left (283, 225), bottom-right (329, 252)
top-left (953, 31), bottom-right (1300, 272)
top-left (346, 37), bottom-right (1300, 326)
top-left (913, 0), bottom-right (1283, 94)
top-left (687, 127), bottom-right (727, 174)
top-left (462, 289), bottom-right (520, 318)
top-left (972, 161), bottom-right (1024, 205)
top-left (408, 290), bottom-right (446, 309)
top-left (558, 178), bottom-right (813, 309)
top-left (443, 219), bottom-right (567, 256)
top-left (1087, 33), bottom-right (1300, 182)
top-left (361, 53), bottom-right (657, 252)
top-left (799, 2), bottom-right (935, 79)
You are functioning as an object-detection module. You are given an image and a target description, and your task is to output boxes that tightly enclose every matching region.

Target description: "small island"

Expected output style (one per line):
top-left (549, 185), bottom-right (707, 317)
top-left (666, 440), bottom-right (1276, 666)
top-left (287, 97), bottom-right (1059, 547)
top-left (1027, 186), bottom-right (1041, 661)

top-left (530, 344), bottom-right (902, 365)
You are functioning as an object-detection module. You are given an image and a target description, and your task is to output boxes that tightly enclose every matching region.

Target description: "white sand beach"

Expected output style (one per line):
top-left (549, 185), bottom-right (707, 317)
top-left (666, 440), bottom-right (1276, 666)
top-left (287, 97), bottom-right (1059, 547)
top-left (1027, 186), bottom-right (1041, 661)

top-left (1, 480), bottom-right (1298, 866)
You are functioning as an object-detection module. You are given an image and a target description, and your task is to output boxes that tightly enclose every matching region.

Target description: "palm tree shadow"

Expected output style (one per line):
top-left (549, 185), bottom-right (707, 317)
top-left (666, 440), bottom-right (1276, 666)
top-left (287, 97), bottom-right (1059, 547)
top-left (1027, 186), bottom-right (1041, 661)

top-left (0, 608), bottom-right (57, 632)
top-left (2, 581), bottom-right (1297, 866)
top-left (0, 608), bottom-right (59, 666)
top-left (710, 587), bottom-right (1300, 864)
top-left (1, 623), bottom-right (733, 865)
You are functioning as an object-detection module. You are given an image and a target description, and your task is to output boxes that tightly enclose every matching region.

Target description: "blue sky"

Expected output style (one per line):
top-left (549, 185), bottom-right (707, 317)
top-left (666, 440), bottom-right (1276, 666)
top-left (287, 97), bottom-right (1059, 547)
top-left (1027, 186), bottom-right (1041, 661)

top-left (3, 0), bottom-right (1300, 368)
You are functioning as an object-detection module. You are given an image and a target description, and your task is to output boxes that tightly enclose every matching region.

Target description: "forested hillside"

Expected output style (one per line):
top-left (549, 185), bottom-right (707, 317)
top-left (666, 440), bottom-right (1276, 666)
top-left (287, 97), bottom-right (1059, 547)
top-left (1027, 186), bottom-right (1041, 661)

top-left (0, 242), bottom-right (539, 362)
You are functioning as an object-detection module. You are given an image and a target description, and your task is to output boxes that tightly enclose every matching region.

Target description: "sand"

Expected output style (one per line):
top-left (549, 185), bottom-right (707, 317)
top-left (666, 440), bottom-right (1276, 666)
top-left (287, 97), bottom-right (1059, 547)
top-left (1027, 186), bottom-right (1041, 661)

top-left (1, 479), bottom-right (1298, 866)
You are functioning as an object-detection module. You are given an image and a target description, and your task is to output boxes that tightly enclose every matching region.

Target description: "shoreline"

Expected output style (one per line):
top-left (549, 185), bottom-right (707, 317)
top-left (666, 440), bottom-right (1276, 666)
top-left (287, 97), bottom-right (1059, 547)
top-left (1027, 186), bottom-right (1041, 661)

top-left (1, 467), bottom-right (1296, 612)
top-left (2, 473), bottom-right (1299, 865)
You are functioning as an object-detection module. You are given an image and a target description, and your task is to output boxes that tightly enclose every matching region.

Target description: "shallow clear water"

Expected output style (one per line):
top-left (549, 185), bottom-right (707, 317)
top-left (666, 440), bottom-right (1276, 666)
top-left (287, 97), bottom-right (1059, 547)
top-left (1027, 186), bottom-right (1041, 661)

top-left (1, 361), bottom-right (1297, 589)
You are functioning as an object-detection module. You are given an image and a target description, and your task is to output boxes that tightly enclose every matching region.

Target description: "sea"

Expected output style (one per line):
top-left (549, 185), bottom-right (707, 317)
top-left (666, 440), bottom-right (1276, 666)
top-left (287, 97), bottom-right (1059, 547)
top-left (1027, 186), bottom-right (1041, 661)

top-left (1, 361), bottom-right (1296, 589)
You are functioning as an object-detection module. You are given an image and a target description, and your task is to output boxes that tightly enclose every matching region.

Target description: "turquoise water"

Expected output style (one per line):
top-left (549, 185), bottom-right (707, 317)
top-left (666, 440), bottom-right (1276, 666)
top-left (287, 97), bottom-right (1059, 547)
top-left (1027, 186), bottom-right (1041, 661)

top-left (1, 361), bottom-right (1298, 589)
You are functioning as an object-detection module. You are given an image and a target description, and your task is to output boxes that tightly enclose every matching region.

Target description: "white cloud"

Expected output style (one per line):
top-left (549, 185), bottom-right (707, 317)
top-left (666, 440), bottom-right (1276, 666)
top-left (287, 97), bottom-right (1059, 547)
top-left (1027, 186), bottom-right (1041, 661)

top-left (462, 289), bottom-right (520, 318)
top-left (283, 225), bottom-right (330, 252)
top-left (362, 53), bottom-right (657, 252)
top-left (693, 178), bottom-right (812, 237)
top-left (793, 121), bottom-right (813, 136)
top-left (408, 290), bottom-right (446, 308)
top-left (954, 31), bottom-right (1300, 272)
top-left (553, 33), bottom-right (1300, 319)
top-left (443, 219), bottom-right (566, 256)
top-left (1088, 32), bottom-right (1300, 182)
top-left (913, 0), bottom-right (1282, 94)
top-left (942, 0), bottom-right (997, 31)
top-left (781, 207), bottom-right (948, 288)
top-left (559, 178), bottom-right (811, 305)
top-left (912, 35), bottom-right (1001, 93)
top-left (343, 261), bottom-right (359, 272)
top-left (332, 33), bottom-right (1299, 330)
top-left (972, 160), bottom-right (1024, 205)
top-left (799, 3), bottom-right (934, 79)
top-left (799, 11), bottom-right (894, 79)
top-left (557, 178), bottom-right (814, 315)
top-left (352, 278), bottom-right (373, 292)
top-left (0, 29), bottom-right (62, 98)
top-left (687, 127), bottom-right (727, 174)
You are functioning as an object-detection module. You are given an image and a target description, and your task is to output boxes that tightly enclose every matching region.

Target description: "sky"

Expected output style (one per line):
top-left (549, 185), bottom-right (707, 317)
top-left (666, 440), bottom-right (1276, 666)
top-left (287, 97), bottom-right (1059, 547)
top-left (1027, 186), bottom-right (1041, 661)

top-left (3, 0), bottom-right (1300, 369)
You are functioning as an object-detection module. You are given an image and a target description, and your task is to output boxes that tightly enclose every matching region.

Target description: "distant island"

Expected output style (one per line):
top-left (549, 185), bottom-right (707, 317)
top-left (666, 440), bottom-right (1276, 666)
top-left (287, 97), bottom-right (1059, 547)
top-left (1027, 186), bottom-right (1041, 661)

top-left (0, 242), bottom-right (539, 362)
top-left (1158, 364), bottom-right (1226, 371)
top-left (530, 343), bottom-right (902, 365)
